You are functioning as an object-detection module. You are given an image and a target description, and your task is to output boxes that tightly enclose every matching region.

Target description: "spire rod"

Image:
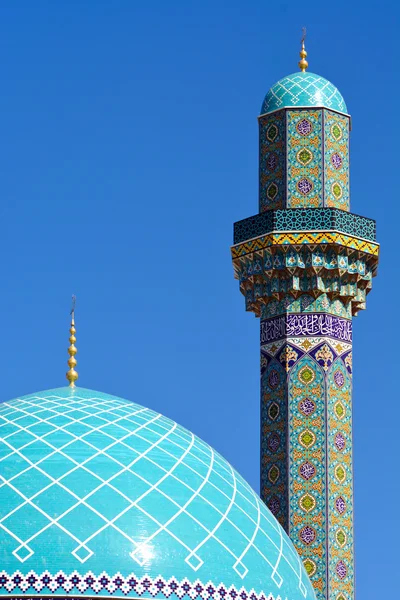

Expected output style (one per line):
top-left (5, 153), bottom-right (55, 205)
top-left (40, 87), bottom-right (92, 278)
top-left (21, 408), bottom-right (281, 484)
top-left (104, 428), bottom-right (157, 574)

top-left (66, 295), bottom-right (78, 387)
top-left (298, 27), bottom-right (308, 72)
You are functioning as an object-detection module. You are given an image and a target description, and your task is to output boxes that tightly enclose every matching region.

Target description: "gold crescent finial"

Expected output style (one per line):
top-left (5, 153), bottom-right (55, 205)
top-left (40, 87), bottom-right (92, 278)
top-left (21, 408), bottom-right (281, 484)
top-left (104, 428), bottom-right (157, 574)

top-left (66, 295), bottom-right (78, 387)
top-left (298, 27), bottom-right (308, 72)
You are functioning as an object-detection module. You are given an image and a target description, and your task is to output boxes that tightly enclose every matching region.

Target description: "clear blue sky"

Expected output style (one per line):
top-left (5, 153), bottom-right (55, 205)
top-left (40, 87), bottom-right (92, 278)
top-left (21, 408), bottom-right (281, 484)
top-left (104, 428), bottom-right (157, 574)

top-left (0, 1), bottom-right (397, 596)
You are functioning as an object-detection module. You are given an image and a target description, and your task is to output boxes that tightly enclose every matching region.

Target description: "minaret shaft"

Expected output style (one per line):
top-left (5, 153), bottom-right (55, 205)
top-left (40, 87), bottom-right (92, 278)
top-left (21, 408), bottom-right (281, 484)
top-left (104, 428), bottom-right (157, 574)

top-left (260, 310), bottom-right (354, 599)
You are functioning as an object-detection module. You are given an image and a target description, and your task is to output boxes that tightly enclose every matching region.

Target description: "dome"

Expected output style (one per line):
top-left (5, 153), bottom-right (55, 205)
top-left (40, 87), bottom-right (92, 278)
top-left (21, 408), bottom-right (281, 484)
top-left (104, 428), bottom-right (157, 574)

top-left (260, 72), bottom-right (347, 115)
top-left (0, 387), bottom-right (315, 600)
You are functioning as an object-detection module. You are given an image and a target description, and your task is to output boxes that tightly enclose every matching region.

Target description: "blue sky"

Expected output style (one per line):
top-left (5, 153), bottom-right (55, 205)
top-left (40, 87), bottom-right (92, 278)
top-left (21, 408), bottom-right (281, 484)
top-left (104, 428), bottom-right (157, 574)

top-left (0, 1), bottom-right (397, 596)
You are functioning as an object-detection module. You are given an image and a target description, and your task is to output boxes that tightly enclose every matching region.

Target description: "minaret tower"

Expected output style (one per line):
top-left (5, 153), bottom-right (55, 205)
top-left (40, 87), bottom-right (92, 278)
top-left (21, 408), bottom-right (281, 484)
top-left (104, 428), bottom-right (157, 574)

top-left (231, 38), bottom-right (379, 600)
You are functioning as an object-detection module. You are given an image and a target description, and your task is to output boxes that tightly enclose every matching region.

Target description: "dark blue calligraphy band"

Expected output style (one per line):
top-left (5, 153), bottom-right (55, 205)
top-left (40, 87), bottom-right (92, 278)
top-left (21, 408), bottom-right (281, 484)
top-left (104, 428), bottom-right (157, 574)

top-left (260, 313), bottom-right (352, 343)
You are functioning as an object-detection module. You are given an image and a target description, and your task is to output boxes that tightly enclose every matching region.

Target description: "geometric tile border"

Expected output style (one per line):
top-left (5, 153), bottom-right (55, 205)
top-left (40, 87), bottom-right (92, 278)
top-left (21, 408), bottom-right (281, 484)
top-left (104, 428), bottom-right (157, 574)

top-left (231, 231), bottom-right (379, 259)
top-left (0, 571), bottom-right (285, 599)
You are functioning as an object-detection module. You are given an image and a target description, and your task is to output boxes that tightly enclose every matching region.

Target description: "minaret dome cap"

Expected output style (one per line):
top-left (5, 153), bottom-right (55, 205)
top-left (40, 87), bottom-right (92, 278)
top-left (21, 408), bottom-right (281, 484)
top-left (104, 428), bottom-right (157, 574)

top-left (260, 71), bottom-right (348, 116)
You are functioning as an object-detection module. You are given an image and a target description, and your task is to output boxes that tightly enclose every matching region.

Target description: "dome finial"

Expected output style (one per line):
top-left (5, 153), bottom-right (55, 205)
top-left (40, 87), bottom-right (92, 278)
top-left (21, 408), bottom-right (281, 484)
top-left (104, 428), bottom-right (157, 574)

top-left (298, 27), bottom-right (308, 72)
top-left (66, 295), bottom-right (78, 387)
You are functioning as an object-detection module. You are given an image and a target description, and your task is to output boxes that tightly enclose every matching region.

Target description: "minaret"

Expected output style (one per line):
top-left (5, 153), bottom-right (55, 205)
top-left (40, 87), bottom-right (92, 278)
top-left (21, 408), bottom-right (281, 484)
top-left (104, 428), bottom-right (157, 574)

top-left (231, 38), bottom-right (379, 600)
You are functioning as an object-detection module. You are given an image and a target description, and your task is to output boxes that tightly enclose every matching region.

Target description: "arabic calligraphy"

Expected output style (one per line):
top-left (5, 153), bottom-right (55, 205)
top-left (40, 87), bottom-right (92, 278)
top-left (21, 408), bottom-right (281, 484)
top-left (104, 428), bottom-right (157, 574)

top-left (261, 313), bottom-right (352, 343)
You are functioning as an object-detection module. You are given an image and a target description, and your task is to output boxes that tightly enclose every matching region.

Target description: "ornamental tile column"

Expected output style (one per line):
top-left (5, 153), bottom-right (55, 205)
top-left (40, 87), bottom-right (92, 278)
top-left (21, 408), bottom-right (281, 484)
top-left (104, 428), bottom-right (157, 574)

top-left (232, 44), bottom-right (379, 600)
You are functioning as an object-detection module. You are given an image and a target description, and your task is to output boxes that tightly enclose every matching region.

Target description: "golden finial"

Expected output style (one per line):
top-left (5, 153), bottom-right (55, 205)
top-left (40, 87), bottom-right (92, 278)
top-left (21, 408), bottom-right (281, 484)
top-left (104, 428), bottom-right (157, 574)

top-left (66, 295), bottom-right (78, 387)
top-left (298, 27), bottom-right (308, 72)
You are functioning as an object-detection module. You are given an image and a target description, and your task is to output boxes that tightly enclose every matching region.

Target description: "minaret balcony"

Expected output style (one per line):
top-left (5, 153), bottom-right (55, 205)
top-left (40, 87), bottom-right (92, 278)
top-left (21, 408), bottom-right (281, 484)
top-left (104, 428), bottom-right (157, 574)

top-left (231, 207), bottom-right (378, 318)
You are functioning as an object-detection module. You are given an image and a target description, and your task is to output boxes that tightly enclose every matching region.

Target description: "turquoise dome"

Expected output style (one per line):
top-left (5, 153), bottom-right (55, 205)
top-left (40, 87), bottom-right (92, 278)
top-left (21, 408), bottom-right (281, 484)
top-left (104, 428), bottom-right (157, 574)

top-left (261, 72), bottom-right (347, 115)
top-left (0, 387), bottom-right (315, 600)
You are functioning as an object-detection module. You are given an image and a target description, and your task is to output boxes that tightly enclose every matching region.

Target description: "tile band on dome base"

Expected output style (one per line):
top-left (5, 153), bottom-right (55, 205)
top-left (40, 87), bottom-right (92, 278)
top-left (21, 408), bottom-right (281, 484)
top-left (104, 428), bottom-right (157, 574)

top-left (0, 571), bottom-right (290, 600)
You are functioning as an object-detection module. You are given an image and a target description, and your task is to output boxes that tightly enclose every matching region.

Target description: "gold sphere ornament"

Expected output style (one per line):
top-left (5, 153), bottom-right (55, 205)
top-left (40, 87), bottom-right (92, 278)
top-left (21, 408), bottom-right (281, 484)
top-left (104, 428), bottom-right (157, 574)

top-left (68, 356), bottom-right (77, 368)
top-left (66, 295), bottom-right (79, 387)
top-left (66, 367), bottom-right (78, 386)
top-left (298, 29), bottom-right (308, 72)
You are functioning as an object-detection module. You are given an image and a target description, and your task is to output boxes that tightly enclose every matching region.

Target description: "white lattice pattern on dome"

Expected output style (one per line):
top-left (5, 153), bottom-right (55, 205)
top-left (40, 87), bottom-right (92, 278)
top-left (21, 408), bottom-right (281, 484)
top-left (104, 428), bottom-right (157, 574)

top-left (0, 390), bottom-right (308, 597)
top-left (262, 73), bottom-right (347, 114)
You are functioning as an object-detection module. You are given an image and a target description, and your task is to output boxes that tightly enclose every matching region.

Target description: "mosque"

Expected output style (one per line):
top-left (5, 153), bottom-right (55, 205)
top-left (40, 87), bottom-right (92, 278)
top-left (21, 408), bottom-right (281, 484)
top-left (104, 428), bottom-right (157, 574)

top-left (0, 38), bottom-right (378, 600)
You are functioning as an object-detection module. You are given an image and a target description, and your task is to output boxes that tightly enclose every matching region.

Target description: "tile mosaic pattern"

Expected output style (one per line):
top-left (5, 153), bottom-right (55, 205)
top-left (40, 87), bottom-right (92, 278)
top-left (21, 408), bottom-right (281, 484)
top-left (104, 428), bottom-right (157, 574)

top-left (232, 240), bottom-right (377, 318)
top-left (259, 296), bottom-right (352, 321)
top-left (233, 209), bottom-right (376, 246)
top-left (327, 360), bottom-right (354, 600)
top-left (0, 387), bottom-right (316, 600)
top-left (231, 231), bottom-right (379, 258)
top-left (288, 356), bottom-right (327, 599)
top-left (324, 112), bottom-right (350, 210)
top-left (259, 112), bottom-right (286, 211)
top-left (260, 323), bottom-right (354, 600)
top-left (260, 73), bottom-right (347, 115)
top-left (260, 356), bottom-right (288, 531)
top-left (257, 108), bottom-right (350, 212)
top-left (287, 111), bottom-right (323, 208)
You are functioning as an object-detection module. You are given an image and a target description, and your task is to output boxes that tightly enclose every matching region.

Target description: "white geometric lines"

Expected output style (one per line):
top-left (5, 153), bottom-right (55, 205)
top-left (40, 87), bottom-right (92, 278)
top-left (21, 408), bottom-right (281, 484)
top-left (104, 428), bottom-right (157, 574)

top-left (72, 417), bottom-right (181, 557)
top-left (0, 401), bottom-right (163, 559)
top-left (261, 72), bottom-right (347, 115)
top-left (130, 432), bottom-right (203, 567)
top-left (299, 578), bottom-right (308, 598)
top-left (71, 544), bottom-right (94, 564)
top-left (0, 388), bottom-right (315, 599)
top-left (293, 534), bottom-right (308, 598)
top-left (12, 543), bottom-right (33, 562)
top-left (131, 438), bottom-right (213, 570)
top-left (270, 521), bottom-right (284, 589)
top-left (186, 460), bottom-right (237, 574)
top-left (233, 485), bottom-right (260, 579)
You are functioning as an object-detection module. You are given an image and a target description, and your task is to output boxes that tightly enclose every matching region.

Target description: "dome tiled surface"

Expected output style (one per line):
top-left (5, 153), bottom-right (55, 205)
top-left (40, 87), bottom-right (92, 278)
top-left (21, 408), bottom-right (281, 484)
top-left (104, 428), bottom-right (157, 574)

top-left (261, 72), bottom-right (347, 115)
top-left (0, 387), bottom-right (315, 600)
